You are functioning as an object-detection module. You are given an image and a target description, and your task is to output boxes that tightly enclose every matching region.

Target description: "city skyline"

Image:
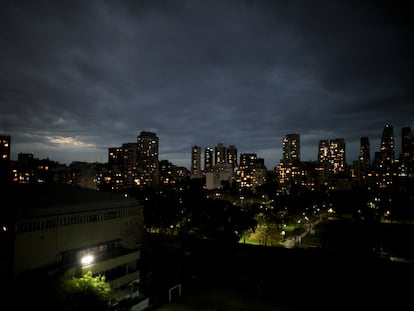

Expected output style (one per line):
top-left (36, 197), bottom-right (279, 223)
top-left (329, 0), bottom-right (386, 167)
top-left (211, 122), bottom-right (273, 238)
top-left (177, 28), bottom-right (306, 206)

top-left (3, 123), bottom-right (410, 170)
top-left (1, 0), bottom-right (413, 169)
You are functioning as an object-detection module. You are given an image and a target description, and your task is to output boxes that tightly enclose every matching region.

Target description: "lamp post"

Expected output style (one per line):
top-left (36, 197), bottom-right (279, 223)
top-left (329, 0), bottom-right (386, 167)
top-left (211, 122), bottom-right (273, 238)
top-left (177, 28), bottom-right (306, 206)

top-left (77, 254), bottom-right (94, 277)
top-left (304, 216), bottom-right (312, 233)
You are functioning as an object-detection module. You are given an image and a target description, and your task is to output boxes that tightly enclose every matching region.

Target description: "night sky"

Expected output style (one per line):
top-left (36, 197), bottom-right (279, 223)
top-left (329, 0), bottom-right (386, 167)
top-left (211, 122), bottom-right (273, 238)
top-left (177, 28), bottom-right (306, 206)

top-left (1, 0), bottom-right (413, 169)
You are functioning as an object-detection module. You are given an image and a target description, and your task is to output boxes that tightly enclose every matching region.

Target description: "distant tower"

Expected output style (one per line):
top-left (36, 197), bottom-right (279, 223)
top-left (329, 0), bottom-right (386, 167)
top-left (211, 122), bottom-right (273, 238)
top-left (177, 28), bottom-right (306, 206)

top-left (190, 145), bottom-right (202, 178)
top-left (277, 134), bottom-right (301, 192)
top-left (401, 127), bottom-right (413, 158)
top-left (238, 153), bottom-right (262, 190)
top-left (215, 143), bottom-right (226, 165)
top-left (108, 147), bottom-right (123, 167)
top-left (379, 124), bottom-right (395, 188)
top-left (239, 153), bottom-right (257, 168)
top-left (359, 137), bottom-right (370, 171)
top-left (137, 131), bottom-right (159, 187)
top-left (227, 145), bottom-right (238, 168)
top-left (358, 137), bottom-right (370, 187)
top-left (0, 135), bottom-right (11, 184)
top-left (401, 127), bottom-right (414, 175)
top-left (329, 138), bottom-right (346, 174)
top-left (121, 142), bottom-right (138, 189)
top-left (318, 140), bottom-right (329, 163)
top-left (0, 135), bottom-right (11, 162)
top-left (372, 151), bottom-right (382, 171)
top-left (381, 124), bottom-right (395, 164)
top-left (282, 134), bottom-right (300, 162)
top-left (204, 147), bottom-right (213, 172)
top-left (107, 146), bottom-right (125, 190)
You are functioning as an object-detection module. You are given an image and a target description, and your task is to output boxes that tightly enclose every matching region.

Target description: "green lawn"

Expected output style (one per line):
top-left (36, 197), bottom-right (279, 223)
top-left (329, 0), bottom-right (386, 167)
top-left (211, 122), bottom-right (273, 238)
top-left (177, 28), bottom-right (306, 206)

top-left (239, 223), bottom-right (306, 247)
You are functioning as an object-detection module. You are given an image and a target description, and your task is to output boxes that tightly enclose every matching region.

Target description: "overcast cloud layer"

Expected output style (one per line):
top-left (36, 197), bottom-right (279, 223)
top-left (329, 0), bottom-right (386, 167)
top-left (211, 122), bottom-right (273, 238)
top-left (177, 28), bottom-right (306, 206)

top-left (1, 0), bottom-right (413, 169)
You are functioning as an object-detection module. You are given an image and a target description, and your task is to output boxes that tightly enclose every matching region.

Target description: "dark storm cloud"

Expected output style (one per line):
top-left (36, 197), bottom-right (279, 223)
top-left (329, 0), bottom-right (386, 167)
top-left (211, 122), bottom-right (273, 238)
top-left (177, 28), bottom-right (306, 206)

top-left (0, 0), bottom-right (413, 168)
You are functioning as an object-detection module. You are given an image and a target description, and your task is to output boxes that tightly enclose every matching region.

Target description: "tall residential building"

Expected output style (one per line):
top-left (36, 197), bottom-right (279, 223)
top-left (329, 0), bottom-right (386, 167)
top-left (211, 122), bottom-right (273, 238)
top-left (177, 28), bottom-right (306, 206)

top-left (400, 126), bottom-right (414, 176)
top-left (122, 142), bottom-right (138, 189)
top-left (318, 140), bottom-right (330, 163)
top-left (0, 135), bottom-right (10, 161)
top-left (239, 153), bottom-right (257, 168)
top-left (282, 134), bottom-right (300, 162)
top-left (159, 159), bottom-right (188, 186)
top-left (108, 147), bottom-right (125, 191)
top-left (359, 137), bottom-right (370, 169)
top-left (329, 138), bottom-right (346, 174)
top-left (137, 131), bottom-right (159, 187)
top-left (227, 145), bottom-right (238, 168)
top-left (0, 135), bottom-right (11, 184)
top-left (108, 147), bottom-right (123, 167)
top-left (190, 145), bottom-right (202, 178)
top-left (381, 124), bottom-right (395, 164)
top-left (401, 127), bottom-right (414, 159)
top-left (237, 153), bottom-right (266, 190)
top-left (315, 139), bottom-right (331, 190)
top-left (379, 124), bottom-right (395, 188)
top-left (215, 143), bottom-right (226, 165)
top-left (358, 137), bottom-right (370, 187)
top-left (204, 147), bottom-right (214, 172)
top-left (107, 143), bottom-right (137, 190)
top-left (277, 134), bottom-right (301, 191)
top-left (372, 151), bottom-right (382, 171)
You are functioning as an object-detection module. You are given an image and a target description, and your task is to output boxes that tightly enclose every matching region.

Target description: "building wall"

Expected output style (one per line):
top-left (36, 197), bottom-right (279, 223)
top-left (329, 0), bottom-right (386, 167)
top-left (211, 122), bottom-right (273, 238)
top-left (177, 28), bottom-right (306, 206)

top-left (205, 165), bottom-right (233, 190)
top-left (13, 204), bottom-right (143, 276)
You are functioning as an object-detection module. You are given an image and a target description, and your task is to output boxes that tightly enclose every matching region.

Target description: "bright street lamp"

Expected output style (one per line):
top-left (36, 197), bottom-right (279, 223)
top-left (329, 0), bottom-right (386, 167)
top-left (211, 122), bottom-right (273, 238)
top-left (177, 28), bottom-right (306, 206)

top-left (80, 254), bottom-right (94, 266)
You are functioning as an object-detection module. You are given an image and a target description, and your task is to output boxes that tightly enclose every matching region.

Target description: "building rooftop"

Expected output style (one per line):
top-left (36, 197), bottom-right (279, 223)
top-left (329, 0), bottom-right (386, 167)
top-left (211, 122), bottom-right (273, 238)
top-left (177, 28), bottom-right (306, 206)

top-left (1, 183), bottom-right (140, 219)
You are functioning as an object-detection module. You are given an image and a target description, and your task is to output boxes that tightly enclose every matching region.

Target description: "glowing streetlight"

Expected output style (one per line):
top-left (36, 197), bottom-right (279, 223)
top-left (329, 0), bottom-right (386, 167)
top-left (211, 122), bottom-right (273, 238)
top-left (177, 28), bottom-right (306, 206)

top-left (80, 254), bottom-right (94, 266)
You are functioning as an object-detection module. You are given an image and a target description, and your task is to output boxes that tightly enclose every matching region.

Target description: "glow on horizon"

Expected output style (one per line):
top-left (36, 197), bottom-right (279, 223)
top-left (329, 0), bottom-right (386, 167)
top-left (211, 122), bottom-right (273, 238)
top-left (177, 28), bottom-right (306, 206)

top-left (47, 136), bottom-right (95, 148)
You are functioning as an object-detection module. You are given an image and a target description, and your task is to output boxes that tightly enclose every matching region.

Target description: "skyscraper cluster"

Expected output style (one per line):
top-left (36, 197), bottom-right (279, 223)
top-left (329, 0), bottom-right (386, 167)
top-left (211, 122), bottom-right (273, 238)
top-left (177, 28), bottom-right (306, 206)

top-left (107, 131), bottom-right (186, 190)
top-left (1, 124), bottom-right (413, 194)
top-left (191, 143), bottom-right (267, 191)
top-left (276, 125), bottom-right (414, 193)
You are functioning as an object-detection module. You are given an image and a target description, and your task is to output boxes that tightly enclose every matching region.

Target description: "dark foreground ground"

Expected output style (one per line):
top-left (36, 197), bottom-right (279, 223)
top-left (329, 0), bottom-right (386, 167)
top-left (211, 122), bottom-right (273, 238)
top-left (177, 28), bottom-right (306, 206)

top-left (151, 247), bottom-right (413, 311)
top-left (144, 219), bottom-right (414, 311)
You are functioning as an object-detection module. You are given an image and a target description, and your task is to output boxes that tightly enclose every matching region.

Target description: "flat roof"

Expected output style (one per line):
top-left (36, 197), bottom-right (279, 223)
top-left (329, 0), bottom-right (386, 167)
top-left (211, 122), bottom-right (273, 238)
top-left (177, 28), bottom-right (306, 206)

top-left (1, 183), bottom-right (141, 219)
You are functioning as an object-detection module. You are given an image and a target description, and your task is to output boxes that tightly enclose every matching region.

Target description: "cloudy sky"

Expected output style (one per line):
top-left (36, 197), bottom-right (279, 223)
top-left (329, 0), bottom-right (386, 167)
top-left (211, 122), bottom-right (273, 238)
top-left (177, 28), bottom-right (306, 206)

top-left (1, 0), bottom-right (413, 169)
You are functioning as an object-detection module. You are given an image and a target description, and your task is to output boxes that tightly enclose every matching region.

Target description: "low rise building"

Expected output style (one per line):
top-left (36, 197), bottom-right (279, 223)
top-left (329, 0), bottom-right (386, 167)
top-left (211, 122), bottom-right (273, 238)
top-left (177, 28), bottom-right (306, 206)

top-left (0, 183), bottom-right (146, 307)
